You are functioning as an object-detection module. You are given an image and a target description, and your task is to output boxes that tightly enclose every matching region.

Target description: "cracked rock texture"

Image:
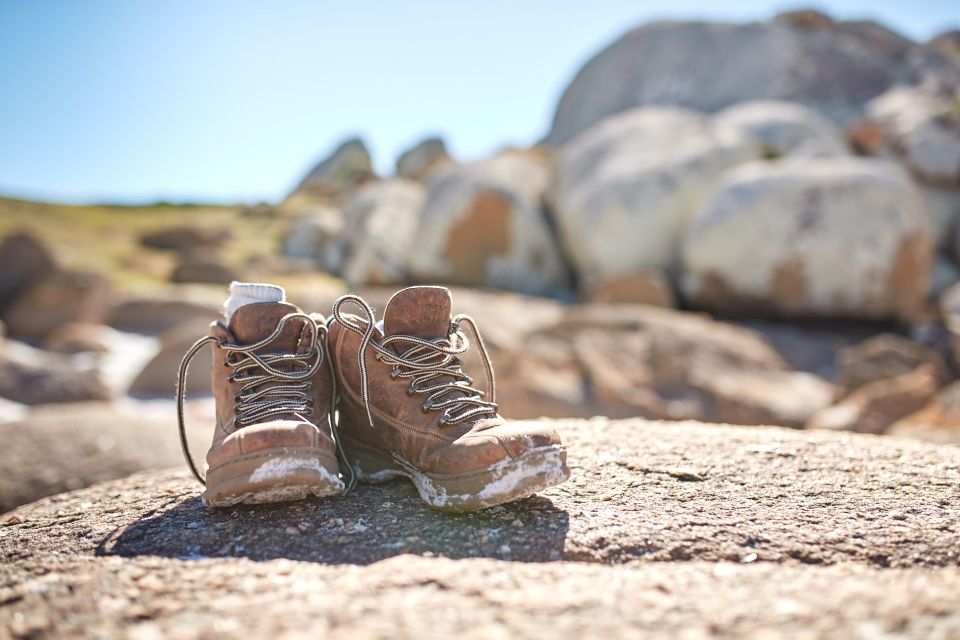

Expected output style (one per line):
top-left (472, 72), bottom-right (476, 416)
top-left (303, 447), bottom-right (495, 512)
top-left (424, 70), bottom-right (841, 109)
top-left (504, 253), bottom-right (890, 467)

top-left (2, 418), bottom-right (959, 638)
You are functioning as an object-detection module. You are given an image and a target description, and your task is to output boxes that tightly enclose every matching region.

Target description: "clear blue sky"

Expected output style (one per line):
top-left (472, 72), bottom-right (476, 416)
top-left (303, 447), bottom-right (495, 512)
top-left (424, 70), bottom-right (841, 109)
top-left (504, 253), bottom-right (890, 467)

top-left (0, 1), bottom-right (956, 205)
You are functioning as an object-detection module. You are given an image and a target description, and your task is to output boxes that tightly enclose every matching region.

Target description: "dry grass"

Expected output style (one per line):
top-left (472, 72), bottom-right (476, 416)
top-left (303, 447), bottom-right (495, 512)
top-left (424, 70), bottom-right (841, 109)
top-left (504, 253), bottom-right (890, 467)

top-left (0, 196), bottom-right (342, 295)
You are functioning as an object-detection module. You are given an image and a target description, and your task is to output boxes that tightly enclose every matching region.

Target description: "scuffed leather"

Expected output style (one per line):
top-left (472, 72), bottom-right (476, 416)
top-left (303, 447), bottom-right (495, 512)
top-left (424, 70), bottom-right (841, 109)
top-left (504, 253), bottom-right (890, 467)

top-left (329, 307), bottom-right (563, 476)
top-left (205, 302), bottom-right (335, 468)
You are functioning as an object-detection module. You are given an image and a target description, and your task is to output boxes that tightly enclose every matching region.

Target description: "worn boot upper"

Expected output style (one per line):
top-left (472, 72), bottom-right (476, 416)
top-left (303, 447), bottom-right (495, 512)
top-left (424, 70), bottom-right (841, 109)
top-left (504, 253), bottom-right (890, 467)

top-left (206, 301), bottom-right (335, 468)
top-left (329, 286), bottom-right (562, 475)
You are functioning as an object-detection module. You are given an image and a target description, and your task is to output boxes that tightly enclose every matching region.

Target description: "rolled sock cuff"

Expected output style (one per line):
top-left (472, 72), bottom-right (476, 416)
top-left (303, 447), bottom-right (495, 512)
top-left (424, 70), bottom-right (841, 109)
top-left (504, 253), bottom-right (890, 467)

top-left (223, 281), bottom-right (286, 322)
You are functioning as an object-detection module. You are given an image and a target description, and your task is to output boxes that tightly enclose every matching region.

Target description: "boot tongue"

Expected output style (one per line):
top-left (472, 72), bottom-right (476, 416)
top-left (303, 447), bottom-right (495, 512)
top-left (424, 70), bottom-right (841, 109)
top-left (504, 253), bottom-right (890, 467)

top-left (227, 301), bottom-right (305, 350)
top-left (384, 286), bottom-right (452, 339)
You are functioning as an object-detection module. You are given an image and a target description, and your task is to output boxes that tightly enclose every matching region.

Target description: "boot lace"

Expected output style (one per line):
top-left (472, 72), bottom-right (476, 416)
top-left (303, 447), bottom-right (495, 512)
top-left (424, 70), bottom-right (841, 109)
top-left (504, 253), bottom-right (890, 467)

top-left (331, 295), bottom-right (498, 429)
top-left (176, 312), bottom-right (353, 489)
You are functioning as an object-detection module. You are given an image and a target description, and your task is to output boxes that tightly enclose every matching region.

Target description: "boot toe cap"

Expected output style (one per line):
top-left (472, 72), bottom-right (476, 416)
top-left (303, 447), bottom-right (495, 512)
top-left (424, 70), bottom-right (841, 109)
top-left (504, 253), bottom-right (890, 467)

top-left (492, 420), bottom-right (564, 458)
top-left (207, 420), bottom-right (331, 467)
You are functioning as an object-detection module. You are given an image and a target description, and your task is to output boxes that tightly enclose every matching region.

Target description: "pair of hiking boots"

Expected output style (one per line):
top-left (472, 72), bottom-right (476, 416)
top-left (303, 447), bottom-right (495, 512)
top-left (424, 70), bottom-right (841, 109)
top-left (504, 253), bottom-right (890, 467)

top-left (177, 283), bottom-right (570, 512)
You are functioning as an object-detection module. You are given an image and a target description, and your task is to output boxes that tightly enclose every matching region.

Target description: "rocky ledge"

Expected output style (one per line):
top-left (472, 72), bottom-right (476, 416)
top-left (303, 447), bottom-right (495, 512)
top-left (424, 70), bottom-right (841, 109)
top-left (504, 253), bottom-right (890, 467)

top-left (2, 418), bottom-right (959, 638)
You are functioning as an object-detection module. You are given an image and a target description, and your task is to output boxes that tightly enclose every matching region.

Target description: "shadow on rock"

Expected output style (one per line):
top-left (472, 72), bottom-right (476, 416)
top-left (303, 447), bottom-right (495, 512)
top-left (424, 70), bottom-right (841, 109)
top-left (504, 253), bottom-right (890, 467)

top-left (97, 479), bottom-right (569, 565)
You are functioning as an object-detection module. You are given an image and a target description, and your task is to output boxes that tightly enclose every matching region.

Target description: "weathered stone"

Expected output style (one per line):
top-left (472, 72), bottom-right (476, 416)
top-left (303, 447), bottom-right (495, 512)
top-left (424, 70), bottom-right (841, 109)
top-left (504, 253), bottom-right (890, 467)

top-left (109, 295), bottom-right (222, 335)
top-left (128, 320), bottom-right (212, 397)
top-left (499, 305), bottom-right (836, 427)
top-left (492, 337), bottom-right (591, 419)
top-left (1, 556), bottom-right (959, 639)
top-left (714, 100), bottom-right (848, 158)
top-left (737, 321), bottom-right (865, 379)
top-left (171, 252), bottom-right (240, 285)
top-left (545, 15), bottom-right (945, 145)
top-left (42, 322), bottom-right (111, 354)
top-left (0, 401), bottom-right (210, 512)
top-left (930, 253), bottom-right (960, 300)
top-left (682, 159), bottom-right (934, 322)
top-left (0, 231), bottom-right (57, 309)
top-left (582, 271), bottom-right (675, 307)
top-left (2, 271), bottom-right (112, 340)
top-left (281, 206), bottom-right (346, 273)
top-left (923, 187), bottom-right (960, 248)
top-left (3, 418), bottom-right (959, 637)
top-left (836, 333), bottom-right (952, 391)
top-left (927, 29), bottom-right (960, 62)
top-left (140, 226), bottom-right (231, 253)
top-left (3, 418), bottom-right (958, 568)
top-left (940, 280), bottom-right (960, 363)
top-left (547, 107), bottom-right (758, 287)
top-left (846, 119), bottom-right (887, 155)
top-left (889, 379), bottom-right (960, 443)
top-left (686, 366), bottom-right (836, 427)
top-left (292, 137), bottom-right (375, 199)
top-left (340, 179), bottom-right (425, 286)
top-left (408, 151), bottom-right (570, 296)
top-left (396, 136), bottom-right (453, 181)
top-left (806, 365), bottom-right (939, 434)
top-left (867, 86), bottom-right (960, 187)
top-left (0, 341), bottom-right (110, 405)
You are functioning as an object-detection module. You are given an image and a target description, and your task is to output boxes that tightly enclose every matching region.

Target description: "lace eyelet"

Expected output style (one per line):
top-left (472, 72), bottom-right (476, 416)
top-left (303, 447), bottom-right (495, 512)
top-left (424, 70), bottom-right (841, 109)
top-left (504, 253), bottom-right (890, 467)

top-left (421, 403), bottom-right (432, 414)
top-left (390, 366), bottom-right (400, 380)
top-left (406, 385), bottom-right (416, 397)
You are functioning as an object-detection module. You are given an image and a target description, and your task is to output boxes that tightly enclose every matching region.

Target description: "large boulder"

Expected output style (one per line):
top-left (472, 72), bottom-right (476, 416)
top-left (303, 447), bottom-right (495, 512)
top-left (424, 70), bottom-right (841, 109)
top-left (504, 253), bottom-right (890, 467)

top-left (340, 179), bottom-right (425, 286)
top-left (888, 380), bottom-right (960, 443)
top-left (395, 136), bottom-right (453, 181)
top-left (282, 206), bottom-right (346, 273)
top-left (681, 159), bottom-right (934, 322)
top-left (109, 295), bottom-right (222, 335)
top-left (2, 270), bottom-right (113, 340)
top-left (42, 322), bottom-right (111, 354)
top-left (545, 12), bottom-right (959, 145)
top-left (714, 100), bottom-right (849, 158)
top-left (546, 107), bottom-right (758, 288)
top-left (290, 137), bottom-right (375, 201)
top-left (923, 187), bottom-right (960, 248)
top-left (0, 341), bottom-right (110, 405)
top-left (836, 334), bottom-right (951, 391)
top-left (0, 402), bottom-right (210, 512)
top-left (806, 364), bottom-right (939, 434)
top-left (495, 304), bottom-right (836, 427)
top-left (867, 86), bottom-right (960, 187)
top-left (939, 281), bottom-right (960, 363)
top-left (128, 320), bottom-right (212, 397)
top-left (407, 151), bottom-right (571, 296)
top-left (0, 231), bottom-right (57, 309)
top-left (581, 271), bottom-right (676, 307)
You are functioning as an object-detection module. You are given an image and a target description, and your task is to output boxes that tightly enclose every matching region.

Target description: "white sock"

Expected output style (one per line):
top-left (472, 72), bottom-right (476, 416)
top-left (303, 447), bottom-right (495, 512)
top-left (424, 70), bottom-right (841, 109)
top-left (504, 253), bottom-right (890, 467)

top-left (223, 281), bottom-right (286, 322)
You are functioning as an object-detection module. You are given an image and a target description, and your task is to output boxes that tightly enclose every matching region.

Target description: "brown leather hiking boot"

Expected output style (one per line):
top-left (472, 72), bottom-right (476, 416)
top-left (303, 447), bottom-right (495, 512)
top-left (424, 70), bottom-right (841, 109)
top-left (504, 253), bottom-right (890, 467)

top-left (328, 286), bottom-right (570, 511)
top-left (177, 300), bottom-right (344, 507)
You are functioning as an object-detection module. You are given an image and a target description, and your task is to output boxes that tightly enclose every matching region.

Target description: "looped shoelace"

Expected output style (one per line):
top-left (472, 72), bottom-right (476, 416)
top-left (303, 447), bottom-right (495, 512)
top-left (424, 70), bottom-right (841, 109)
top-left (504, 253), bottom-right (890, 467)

top-left (331, 295), bottom-right (498, 429)
top-left (176, 312), bottom-right (355, 491)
